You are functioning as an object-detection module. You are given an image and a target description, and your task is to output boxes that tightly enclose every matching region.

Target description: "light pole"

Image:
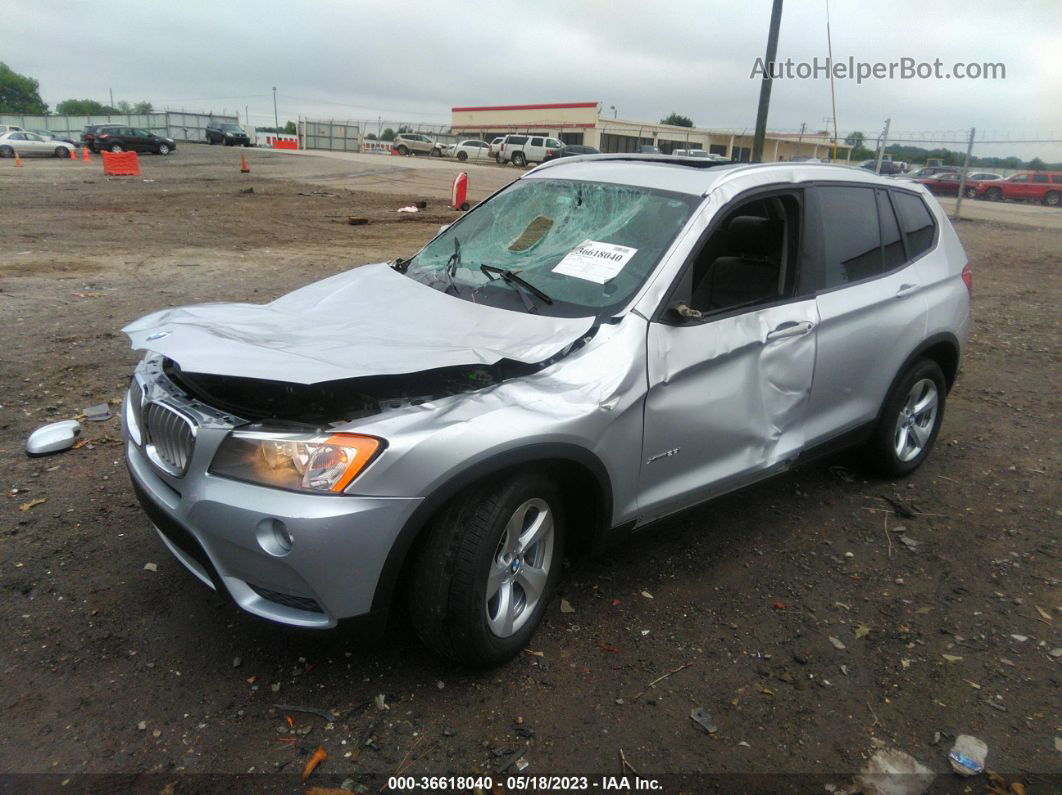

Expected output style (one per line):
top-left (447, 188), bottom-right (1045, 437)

top-left (609, 105), bottom-right (617, 119)
top-left (272, 86), bottom-right (279, 134)
top-left (751, 0), bottom-right (783, 163)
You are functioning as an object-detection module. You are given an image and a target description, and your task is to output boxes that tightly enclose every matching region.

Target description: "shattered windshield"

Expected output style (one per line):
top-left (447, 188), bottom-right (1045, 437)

top-left (404, 178), bottom-right (700, 317)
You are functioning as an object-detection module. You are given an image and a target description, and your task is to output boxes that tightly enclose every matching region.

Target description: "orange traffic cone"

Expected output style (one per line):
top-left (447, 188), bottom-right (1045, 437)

top-left (69, 147), bottom-right (76, 160)
top-left (82, 147), bottom-right (90, 162)
top-left (14, 152), bottom-right (22, 167)
top-left (240, 154), bottom-right (250, 173)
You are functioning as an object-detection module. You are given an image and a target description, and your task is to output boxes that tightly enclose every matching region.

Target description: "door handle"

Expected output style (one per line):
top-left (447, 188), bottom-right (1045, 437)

top-left (896, 283), bottom-right (920, 297)
top-left (766, 320), bottom-right (814, 341)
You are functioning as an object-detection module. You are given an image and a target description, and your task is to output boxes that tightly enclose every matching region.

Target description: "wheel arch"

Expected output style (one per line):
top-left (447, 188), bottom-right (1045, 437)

top-left (876, 332), bottom-right (960, 420)
top-left (369, 442), bottom-right (613, 616)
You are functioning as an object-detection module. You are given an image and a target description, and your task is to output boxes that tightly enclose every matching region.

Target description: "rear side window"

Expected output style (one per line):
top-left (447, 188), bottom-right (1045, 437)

top-left (1052, 175), bottom-right (1062, 183)
top-left (1032, 174), bottom-right (1048, 184)
top-left (818, 186), bottom-right (881, 286)
top-left (530, 137), bottom-right (544, 146)
top-left (892, 192), bottom-right (936, 259)
top-left (509, 136), bottom-right (527, 145)
top-left (878, 191), bottom-right (905, 270)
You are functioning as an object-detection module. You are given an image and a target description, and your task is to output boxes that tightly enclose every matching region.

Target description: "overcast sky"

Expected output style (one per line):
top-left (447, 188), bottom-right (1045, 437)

top-left (7, 0), bottom-right (1061, 158)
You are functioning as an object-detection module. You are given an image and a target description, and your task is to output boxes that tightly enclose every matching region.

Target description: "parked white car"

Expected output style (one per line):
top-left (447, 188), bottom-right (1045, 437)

top-left (499, 134), bottom-right (565, 166)
top-left (449, 139), bottom-right (492, 161)
top-left (0, 131), bottom-right (75, 158)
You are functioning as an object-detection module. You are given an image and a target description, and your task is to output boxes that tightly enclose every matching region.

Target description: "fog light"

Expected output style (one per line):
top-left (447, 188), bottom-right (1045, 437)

top-left (256, 518), bottom-right (293, 556)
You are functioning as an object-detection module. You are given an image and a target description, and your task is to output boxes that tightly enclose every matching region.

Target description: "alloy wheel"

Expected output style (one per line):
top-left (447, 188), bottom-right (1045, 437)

top-left (485, 498), bottom-right (555, 638)
top-left (893, 378), bottom-right (939, 462)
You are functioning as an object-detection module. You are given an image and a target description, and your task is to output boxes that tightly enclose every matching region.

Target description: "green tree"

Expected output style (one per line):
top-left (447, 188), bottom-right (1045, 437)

top-left (56, 98), bottom-right (118, 115)
top-left (365, 132), bottom-right (377, 140)
top-left (132, 101), bottom-right (153, 114)
top-left (381, 127), bottom-right (395, 142)
top-left (283, 120), bottom-right (297, 134)
top-left (660, 112), bottom-right (694, 128)
top-left (0, 62), bottom-right (48, 114)
top-left (1027, 157), bottom-right (1046, 171)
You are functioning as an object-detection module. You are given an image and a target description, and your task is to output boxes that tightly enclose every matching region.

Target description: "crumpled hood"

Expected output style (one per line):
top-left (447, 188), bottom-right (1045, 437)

top-left (123, 263), bottom-right (596, 384)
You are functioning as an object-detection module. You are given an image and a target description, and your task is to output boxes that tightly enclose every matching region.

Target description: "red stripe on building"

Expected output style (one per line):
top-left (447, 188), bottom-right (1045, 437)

top-left (451, 102), bottom-right (599, 113)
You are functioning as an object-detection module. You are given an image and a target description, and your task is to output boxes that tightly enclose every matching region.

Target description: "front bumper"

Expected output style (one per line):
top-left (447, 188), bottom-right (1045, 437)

top-left (123, 368), bottom-right (421, 628)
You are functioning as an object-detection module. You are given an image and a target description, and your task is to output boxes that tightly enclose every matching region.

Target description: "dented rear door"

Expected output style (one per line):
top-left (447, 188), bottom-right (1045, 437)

top-left (637, 298), bottom-right (819, 524)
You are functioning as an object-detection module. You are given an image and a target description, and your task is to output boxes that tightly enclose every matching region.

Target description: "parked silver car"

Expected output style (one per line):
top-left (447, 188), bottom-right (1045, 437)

top-left (0, 130), bottom-right (75, 158)
top-left (122, 157), bottom-right (971, 665)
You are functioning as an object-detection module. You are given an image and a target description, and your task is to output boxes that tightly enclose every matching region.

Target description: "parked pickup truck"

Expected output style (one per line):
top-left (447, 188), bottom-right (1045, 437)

top-left (498, 134), bottom-right (564, 166)
top-left (975, 171), bottom-right (1062, 206)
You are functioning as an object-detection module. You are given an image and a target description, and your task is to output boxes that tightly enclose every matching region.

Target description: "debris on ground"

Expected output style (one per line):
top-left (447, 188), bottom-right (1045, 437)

top-left (272, 703), bottom-right (335, 722)
top-left (25, 419), bottom-right (81, 455)
top-left (560, 599), bottom-right (575, 614)
top-left (948, 734), bottom-right (987, 776)
top-left (829, 636), bottom-right (847, 650)
top-left (301, 744), bottom-right (327, 781)
top-left (238, 187), bottom-right (254, 194)
top-left (396, 206), bottom-right (419, 213)
top-left (19, 498), bottom-right (46, 512)
top-left (856, 746), bottom-right (934, 795)
top-left (347, 216), bottom-right (369, 225)
top-left (143, 562), bottom-right (157, 572)
top-left (985, 769), bottom-right (1025, 795)
top-left (83, 403), bottom-right (113, 422)
top-left (689, 707), bottom-right (718, 734)
top-left (373, 693), bottom-right (389, 711)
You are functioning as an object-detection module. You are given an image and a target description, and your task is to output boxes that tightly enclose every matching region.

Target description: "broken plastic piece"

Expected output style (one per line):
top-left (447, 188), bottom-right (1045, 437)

top-left (83, 403), bottom-right (113, 422)
top-left (26, 420), bottom-right (81, 456)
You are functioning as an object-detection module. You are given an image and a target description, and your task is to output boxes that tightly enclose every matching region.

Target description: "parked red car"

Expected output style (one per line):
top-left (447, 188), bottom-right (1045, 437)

top-left (975, 171), bottom-right (1062, 206)
top-left (914, 172), bottom-right (964, 196)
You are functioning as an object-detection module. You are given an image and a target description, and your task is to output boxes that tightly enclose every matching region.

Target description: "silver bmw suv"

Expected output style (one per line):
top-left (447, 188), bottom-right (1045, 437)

top-left (122, 156), bottom-right (971, 665)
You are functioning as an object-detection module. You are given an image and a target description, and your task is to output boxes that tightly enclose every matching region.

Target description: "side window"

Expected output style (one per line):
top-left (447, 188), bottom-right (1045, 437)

top-left (818, 186), bottom-right (881, 286)
top-left (1051, 175), bottom-right (1062, 184)
top-left (1032, 174), bottom-right (1048, 184)
top-left (530, 137), bottom-right (544, 147)
top-left (1010, 175), bottom-right (1028, 183)
top-left (684, 193), bottom-right (802, 315)
top-left (878, 191), bottom-right (905, 270)
top-left (134, 129), bottom-right (150, 137)
top-left (892, 191), bottom-right (936, 259)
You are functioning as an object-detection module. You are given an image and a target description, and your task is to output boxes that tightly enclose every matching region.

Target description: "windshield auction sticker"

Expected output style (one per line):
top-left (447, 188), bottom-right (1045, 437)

top-left (552, 240), bottom-right (637, 284)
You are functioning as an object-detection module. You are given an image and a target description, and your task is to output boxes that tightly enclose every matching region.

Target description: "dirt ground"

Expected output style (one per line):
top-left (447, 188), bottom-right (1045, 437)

top-left (0, 146), bottom-right (1059, 793)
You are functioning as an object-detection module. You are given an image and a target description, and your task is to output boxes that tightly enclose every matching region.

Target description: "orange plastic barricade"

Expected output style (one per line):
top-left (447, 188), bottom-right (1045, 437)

top-left (101, 151), bottom-right (140, 176)
top-left (271, 140), bottom-right (298, 150)
top-left (451, 171), bottom-right (469, 210)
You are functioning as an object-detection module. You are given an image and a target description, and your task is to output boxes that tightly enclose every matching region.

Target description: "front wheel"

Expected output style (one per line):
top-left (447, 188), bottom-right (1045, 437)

top-left (109, 143), bottom-right (123, 153)
top-left (964, 187), bottom-right (977, 199)
top-left (986, 187), bottom-right (1002, 202)
top-left (1044, 191), bottom-right (1060, 207)
top-left (0, 145), bottom-right (13, 158)
top-left (55, 147), bottom-right (68, 158)
top-left (396, 145), bottom-right (409, 155)
top-left (512, 152), bottom-right (526, 167)
top-left (409, 471), bottom-right (565, 666)
top-left (457, 150), bottom-right (468, 161)
top-left (864, 359), bottom-right (947, 478)
top-left (158, 144), bottom-right (170, 155)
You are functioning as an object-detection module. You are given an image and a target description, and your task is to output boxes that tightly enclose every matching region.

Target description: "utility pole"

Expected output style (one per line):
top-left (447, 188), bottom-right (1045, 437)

top-left (826, 0), bottom-right (839, 160)
top-left (272, 86), bottom-right (279, 134)
top-left (954, 127), bottom-right (976, 220)
top-left (751, 0), bottom-right (783, 163)
top-left (796, 121), bottom-right (806, 157)
top-left (874, 118), bottom-right (891, 174)
top-left (109, 88), bottom-right (114, 109)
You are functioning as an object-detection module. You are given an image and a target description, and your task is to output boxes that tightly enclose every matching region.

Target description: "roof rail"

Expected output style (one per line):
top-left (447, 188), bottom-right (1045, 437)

top-left (531, 153), bottom-right (736, 172)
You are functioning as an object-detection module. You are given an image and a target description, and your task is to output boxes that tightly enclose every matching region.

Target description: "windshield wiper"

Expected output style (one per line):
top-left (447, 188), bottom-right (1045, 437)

top-left (480, 264), bottom-right (553, 312)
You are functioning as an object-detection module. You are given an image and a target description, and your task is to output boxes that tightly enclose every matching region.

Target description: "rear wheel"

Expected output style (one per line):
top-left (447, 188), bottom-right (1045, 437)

top-left (409, 471), bottom-right (565, 666)
top-left (864, 359), bottom-right (946, 478)
top-left (1044, 191), bottom-right (1060, 207)
top-left (457, 150), bottom-right (468, 161)
top-left (0, 145), bottom-right (12, 158)
top-left (109, 143), bottom-right (123, 153)
top-left (964, 187), bottom-right (977, 199)
top-left (54, 147), bottom-right (68, 158)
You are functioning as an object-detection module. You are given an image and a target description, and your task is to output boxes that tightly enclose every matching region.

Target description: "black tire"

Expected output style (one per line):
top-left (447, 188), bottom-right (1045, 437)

top-left (964, 187), bottom-right (977, 199)
top-left (396, 145), bottom-right (409, 156)
top-left (1044, 191), bottom-right (1060, 207)
top-left (457, 150), bottom-right (468, 161)
top-left (0, 145), bottom-right (12, 158)
top-left (512, 152), bottom-right (526, 167)
top-left (864, 359), bottom-right (947, 478)
top-left (109, 143), bottom-right (123, 153)
top-left (495, 153), bottom-right (502, 164)
top-left (158, 143), bottom-right (171, 155)
top-left (986, 187), bottom-right (1002, 202)
top-left (409, 471), bottom-right (566, 666)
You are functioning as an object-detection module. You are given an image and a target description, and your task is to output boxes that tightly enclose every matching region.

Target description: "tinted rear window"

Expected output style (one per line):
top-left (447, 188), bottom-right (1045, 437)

top-left (892, 192), bottom-right (936, 259)
top-left (818, 186), bottom-right (881, 286)
top-left (507, 136), bottom-right (527, 144)
top-left (878, 191), bottom-right (905, 270)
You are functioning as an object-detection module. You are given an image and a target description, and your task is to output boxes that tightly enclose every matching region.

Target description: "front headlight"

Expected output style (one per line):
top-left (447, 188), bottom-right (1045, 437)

top-left (209, 430), bottom-right (382, 493)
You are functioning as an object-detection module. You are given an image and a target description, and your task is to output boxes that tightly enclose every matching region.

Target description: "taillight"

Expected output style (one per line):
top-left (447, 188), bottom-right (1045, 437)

top-left (99, 133), bottom-right (110, 139)
top-left (500, 143), bottom-right (505, 151)
top-left (961, 263), bottom-right (972, 297)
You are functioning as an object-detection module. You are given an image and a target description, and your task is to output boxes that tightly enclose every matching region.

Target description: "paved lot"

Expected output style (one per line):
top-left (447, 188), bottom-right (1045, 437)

top-left (0, 146), bottom-right (1059, 791)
